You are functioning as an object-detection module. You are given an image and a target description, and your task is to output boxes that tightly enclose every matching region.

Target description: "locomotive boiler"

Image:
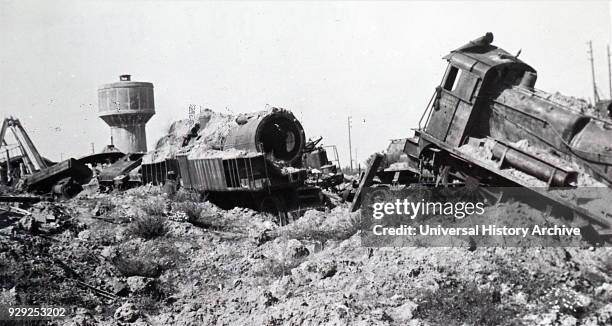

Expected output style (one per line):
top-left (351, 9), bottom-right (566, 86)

top-left (416, 33), bottom-right (612, 187)
top-left (175, 107), bottom-right (334, 224)
top-left (365, 33), bottom-right (612, 239)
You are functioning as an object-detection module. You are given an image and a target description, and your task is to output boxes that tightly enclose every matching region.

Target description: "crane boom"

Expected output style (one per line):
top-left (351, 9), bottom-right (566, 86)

top-left (0, 117), bottom-right (47, 174)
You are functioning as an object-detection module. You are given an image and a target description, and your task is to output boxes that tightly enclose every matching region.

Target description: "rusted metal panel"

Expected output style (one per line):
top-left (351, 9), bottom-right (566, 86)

top-left (185, 155), bottom-right (276, 192)
top-left (98, 154), bottom-right (144, 183)
top-left (213, 159), bottom-right (226, 190)
top-left (427, 91), bottom-right (459, 141)
top-left (445, 101), bottom-right (473, 146)
top-left (141, 158), bottom-right (179, 185)
top-left (176, 155), bottom-right (193, 189)
top-left (207, 159), bottom-right (221, 190)
top-left (492, 89), bottom-right (588, 147)
top-left (570, 120), bottom-right (612, 165)
top-left (428, 67), bottom-right (481, 147)
top-left (26, 158), bottom-right (92, 193)
top-left (191, 159), bottom-right (204, 191)
top-left (78, 151), bottom-right (125, 165)
top-left (443, 33), bottom-right (534, 80)
top-left (224, 159), bottom-right (238, 188)
top-left (197, 159), bottom-right (210, 190)
top-left (569, 120), bottom-right (612, 183)
top-left (192, 159), bottom-right (202, 190)
top-left (303, 149), bottom-right (329, 169)
top-left (190, 158), bottom-right (227, 191)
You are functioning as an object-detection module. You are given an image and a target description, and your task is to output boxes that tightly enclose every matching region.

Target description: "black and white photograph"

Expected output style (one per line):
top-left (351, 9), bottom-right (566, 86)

top-left (1, 1), bottom-right (612, 325)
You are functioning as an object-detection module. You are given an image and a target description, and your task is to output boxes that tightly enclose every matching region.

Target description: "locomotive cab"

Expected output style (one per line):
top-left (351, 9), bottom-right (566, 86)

top-left (422, 33), bottom-right (535, 149)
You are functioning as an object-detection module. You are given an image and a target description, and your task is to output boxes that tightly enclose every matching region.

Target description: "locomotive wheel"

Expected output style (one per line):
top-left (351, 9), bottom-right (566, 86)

top-left (370, 187), bottom-right (391, 204)
top-left (436, 165), bottom-right (504, 205)
top-left (260, 195), bottom-right (289, 226)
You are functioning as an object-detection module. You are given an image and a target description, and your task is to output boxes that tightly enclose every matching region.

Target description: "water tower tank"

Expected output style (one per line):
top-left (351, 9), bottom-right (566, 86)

top-left (98, 75), bottom-right (155, 153)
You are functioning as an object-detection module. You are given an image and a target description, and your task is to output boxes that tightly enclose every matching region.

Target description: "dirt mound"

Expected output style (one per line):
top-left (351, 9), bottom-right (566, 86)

top-left (142, 107), bottom-right (237, 164)
top-left (1, 187), bottom-right (611, 325)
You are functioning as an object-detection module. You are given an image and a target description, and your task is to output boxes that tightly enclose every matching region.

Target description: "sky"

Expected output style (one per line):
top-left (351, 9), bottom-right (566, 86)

top-left (1, 1), bottom-right (611, 166)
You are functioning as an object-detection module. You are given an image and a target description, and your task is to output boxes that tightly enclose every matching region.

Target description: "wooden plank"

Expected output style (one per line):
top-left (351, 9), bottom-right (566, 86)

top-left (350, 153), bottom-right (384, 212)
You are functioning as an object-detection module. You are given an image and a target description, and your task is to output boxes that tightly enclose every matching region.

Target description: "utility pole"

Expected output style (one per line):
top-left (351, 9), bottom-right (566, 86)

top-left (588, 40), bottom-right (600, 103)
top-left (347, 116), bottom-right (353, 171)
top-left (91, 142), bottom-right (95, 154)
top-left (355, 147), bottom-right (360, 174)
top-left (606, 44), bottom-right (612, 99)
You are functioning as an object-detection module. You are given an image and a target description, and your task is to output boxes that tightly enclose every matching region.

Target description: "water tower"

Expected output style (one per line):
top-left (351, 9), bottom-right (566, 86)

top-left (98, 75), bottom-right (155, 153)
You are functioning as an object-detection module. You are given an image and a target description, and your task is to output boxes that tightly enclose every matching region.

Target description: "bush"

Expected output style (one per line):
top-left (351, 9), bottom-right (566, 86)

top-left (129, 215), bottom-right (169, 240)
top-left (112, 239), bottom-right (182, 278)
top-left (95, 197), bottom-right (117, 214)
top-left (112, 254), bottom-right (163, 277)
top-left (174, 202), bottom-right (204, 222)
top-left (174, 202), bottom-right (227, 229)
top-left (280, 209), bottom-right (361, 243)
top-left (140, 200), bottom-right (167, 217)
top-left (415, 281), bottom-right (517, 325)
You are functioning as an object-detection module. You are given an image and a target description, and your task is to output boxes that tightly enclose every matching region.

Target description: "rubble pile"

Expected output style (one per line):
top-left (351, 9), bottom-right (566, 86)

top-left (0, 187), bottom-right (611, 325)
top-left (546, 91), bottom-right (595, 115)
top-left (142, 108), bottom-right (236, 164)
top-left (458, 138), bottom-right (606, 188)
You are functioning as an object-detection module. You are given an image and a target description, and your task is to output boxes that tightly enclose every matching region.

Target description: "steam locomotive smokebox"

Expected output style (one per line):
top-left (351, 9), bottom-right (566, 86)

top-left (223, 108), bottom-right (305, 165)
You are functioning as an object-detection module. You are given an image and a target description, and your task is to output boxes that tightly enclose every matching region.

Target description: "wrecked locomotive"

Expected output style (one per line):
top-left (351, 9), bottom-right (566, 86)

top-left (363, 33), bottom-right (612, 239)
top-left (418, 33), bottom-right (612, 187)
top-left (145, 107), bottom-right (342, 224)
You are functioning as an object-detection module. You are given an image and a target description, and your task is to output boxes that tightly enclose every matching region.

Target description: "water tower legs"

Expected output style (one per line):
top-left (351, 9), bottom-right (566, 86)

top-left (110, 123), bottom-right (147, 153)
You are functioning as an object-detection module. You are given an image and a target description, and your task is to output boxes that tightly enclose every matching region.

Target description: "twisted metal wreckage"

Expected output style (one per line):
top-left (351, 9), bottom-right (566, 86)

top-left (2, 33), bottom-right (612, 242)
top-left (354, 33), bottom-right (612, 242)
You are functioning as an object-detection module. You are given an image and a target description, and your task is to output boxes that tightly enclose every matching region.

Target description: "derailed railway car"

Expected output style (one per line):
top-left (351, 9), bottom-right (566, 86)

top-left (141, 158), bottom-right (180, 185)
top-left (364, 33), bottom-right (612, 240)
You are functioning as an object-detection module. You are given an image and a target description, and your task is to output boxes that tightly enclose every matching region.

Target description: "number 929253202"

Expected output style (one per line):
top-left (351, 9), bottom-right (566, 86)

top-left (0, 306), bottom-right (68, 321)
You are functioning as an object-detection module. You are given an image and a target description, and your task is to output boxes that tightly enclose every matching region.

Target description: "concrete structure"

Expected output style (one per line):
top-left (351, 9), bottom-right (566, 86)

top-left (98, 75), bottom-right (155, 153)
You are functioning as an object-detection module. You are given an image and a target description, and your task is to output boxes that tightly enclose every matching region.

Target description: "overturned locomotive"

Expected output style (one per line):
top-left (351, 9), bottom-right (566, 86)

top-left (144, 107), bottom-right (341, 223)
top-left (368, 33), bottom-right (612, 238)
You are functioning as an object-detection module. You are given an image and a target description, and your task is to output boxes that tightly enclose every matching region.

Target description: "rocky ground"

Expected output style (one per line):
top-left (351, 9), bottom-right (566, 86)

top-left (0, 186), bottom-right (611, 326)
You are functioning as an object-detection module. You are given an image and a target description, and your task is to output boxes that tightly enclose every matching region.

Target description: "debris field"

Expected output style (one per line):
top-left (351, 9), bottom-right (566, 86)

top-left (0, 185), bottom-right (611, 325)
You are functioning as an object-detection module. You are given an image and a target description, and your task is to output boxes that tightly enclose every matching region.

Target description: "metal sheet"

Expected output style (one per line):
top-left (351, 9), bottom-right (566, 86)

top-left (190, 158), bottom-right (227, 191)
top-left (26, 158), bottom-right (92, 193)
top-left (445, 101), bottom-right (473, 146)
top-left (427, 92), bottom-right (459, 141)
top-left (176, 155), bottom-right (192, 189)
